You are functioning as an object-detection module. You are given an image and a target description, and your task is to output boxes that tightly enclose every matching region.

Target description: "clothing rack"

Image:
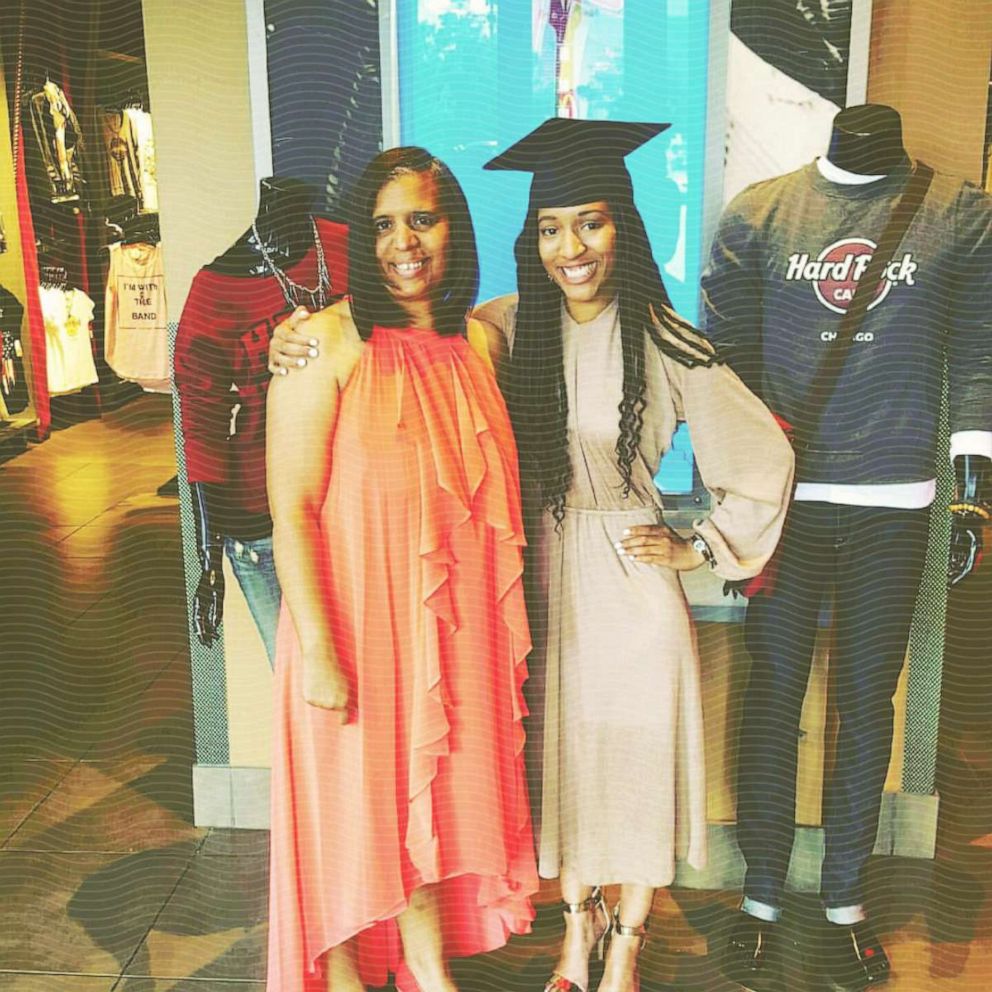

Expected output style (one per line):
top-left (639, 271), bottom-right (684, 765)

top-left (121, 213), bottom-right (160, 245)
top-left (101, 89), bottom-right (146, 113)
top-left (39, 264), bottom-right (68, 290)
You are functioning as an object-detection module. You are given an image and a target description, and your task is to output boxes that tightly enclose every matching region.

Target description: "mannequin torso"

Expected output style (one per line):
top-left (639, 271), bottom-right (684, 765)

top-left (206, 176), bottom-right (320, 277)
top-left (800, 104), bottom-right (991, 511)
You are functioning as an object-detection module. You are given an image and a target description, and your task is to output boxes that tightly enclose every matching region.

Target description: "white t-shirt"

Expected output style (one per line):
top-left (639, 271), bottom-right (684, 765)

top-left (124, 107), bottom-right (159, 213)
top-left (41, 286), bottom-right (98, 395)
top-left (105, 242), bottom-right (169, 392)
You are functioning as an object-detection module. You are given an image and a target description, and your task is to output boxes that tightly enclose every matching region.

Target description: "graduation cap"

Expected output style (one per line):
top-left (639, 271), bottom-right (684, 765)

top-left (484, 117), bottom-right (671, 210)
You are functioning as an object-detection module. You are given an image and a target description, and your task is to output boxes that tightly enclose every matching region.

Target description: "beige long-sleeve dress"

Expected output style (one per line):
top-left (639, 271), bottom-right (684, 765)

top-left (476, 295), bottom-right (794, 888)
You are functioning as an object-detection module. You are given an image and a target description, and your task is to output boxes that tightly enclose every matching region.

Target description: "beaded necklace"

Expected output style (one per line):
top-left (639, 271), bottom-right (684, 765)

top-left (249, 217), bottom-right (331, 311)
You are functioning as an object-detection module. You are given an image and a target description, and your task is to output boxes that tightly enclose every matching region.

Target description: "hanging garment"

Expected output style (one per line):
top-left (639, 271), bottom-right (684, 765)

top-left (124, 107), bottom-right (158, 213)
top-left (0, 286), bottom-right (28, 415)
top-left (26, 81), bottom-right (85, 204)
top-left (101, 110), bottom-right (141, 203)
top-left (104, 241), bottom-right (169, 392)
top-left (40, 285), bottom-right (98, 395)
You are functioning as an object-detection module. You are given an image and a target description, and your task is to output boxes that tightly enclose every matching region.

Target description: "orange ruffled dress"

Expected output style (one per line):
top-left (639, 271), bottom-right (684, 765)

top-left (267, 323), bottom-right (538, 992)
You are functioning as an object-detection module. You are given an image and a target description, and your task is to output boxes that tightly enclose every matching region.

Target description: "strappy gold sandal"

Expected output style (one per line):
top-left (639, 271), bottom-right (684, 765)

top-left (599, 906), bottom-right (649, 992)
top-left (543, 887), bottom-right (610, 992)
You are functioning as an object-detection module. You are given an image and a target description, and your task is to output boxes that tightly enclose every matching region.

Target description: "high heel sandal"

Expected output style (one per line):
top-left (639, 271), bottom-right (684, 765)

top-left (599, 906), bottom-right (649, 992)
top-left (543, 887), bottom-right (610, 992)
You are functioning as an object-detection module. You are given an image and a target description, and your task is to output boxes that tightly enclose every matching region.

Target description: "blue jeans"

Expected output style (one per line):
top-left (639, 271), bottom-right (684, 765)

top-left (737, 501), bottom-right (930, 909)
top-left (224, 535), bottom-right (281, 667)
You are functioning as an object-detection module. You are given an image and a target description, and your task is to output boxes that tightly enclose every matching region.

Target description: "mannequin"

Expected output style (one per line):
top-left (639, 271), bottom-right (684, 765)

top-left (176, 177), bottom-right (348, 662)
top-left (192, 177), bottom-right (319, 651)
top-left (206, 176), bottom-right (318, 276)
top-left (703, 104), bottom-right (992, 992)
top-left (825, 103), bottom-right (910, 176)
top-left (824, 105), bottom-right (991, 584)
top-left (949, 455), bottom-right (992, 584)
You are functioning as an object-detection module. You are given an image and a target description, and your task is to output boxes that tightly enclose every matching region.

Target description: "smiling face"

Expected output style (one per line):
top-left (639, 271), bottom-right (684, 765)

top-left (373, 170), bottom-right (450, 321)
top-left (537, 200), bottom-right (617, 321)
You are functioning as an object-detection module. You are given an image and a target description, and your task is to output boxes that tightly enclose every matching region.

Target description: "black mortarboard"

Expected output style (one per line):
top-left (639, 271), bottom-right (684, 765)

top-left (484, 117), bottom-right (670, 210)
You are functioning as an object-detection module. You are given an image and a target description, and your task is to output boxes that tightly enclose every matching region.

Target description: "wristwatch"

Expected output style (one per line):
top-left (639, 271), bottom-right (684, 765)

top-left (690, 533), bottom-right (716, 569)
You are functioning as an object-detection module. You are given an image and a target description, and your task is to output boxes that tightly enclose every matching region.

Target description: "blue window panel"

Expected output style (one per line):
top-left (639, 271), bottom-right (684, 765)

top-left (655, 420), bottom-right (695, 493)
top-left (396, 0), bottom-right (712, 495)
top-left (397, 1), bottom-right (540, 301)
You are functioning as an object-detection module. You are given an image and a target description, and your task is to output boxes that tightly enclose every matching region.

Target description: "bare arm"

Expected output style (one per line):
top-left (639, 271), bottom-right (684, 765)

top-left (266, 305), bottom-right (362, 715)
top-left (466, 315), bottom-right (505, 377)
top-left (470, 295), bottom-right (518, 389)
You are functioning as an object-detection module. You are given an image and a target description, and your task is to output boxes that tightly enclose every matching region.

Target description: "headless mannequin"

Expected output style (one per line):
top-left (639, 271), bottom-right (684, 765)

top-left (814, 106), bottom-right (992, 584)
top-left (190, 176), bottom-right (321, 649)
top-left (726, 104), bottom-right (991, 992)
top-left (206, 176), bottom-right (318, 277)
top-left (824, 103), bottom-right (910, 176)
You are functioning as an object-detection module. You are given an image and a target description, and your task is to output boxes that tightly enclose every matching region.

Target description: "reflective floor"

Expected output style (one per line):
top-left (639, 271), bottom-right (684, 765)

top-left (0, 395), bottom-right (990, 991)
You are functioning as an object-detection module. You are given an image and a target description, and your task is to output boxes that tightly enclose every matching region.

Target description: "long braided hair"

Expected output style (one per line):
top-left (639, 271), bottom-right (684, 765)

top-left (505, 197), bottom-right (697, 528)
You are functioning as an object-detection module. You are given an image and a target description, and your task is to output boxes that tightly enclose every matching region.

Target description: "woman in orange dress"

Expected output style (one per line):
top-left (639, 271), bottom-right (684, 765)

top-left (265, 147), bottom-right (538, 992)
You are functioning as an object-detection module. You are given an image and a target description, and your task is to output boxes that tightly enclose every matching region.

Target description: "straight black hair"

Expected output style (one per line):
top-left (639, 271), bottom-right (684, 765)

top-left (347, 146), bottom-right (480, 339)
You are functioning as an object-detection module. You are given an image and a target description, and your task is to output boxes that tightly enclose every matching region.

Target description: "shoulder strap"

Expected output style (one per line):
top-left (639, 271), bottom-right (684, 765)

top-left (800, 161), bottom-right (934, 437)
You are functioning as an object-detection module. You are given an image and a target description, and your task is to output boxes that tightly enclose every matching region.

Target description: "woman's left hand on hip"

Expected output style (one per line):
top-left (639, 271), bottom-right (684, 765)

top-left (615, 524), bottom-right (705, 570)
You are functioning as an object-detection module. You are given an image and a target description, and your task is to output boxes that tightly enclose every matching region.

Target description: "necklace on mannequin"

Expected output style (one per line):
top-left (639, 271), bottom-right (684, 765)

top-left (249, 216), bottom-right (331, 311)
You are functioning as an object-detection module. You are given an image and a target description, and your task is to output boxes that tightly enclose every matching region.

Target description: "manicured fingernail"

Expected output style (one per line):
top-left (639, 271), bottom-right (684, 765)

top-left (308, 347), bottom-right (318, 358)
top-left (294, 307), bottom-right (308, 317)
top-left (296, 357), bottom-right (307, 367)
top-left (623, 529), bottom-right (631, 536)
top-left (308, 338), bottom-right (318, 347)
top-left (279, 367), bottom-right (288, 376)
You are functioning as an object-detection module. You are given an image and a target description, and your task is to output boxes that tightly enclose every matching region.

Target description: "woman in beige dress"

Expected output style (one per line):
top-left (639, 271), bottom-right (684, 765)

top-left (475, 118), bottom-right (794, 992)
top-left (269, 119), bottom-right (794, 992)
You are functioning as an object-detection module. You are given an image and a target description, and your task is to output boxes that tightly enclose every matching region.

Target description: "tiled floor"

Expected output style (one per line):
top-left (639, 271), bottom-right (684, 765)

top-left (1, 395), bottom-right (990, 991)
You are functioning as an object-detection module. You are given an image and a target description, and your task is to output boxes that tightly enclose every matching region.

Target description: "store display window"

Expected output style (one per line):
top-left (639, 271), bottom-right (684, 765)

top-left (392, 0), bottom-right (711, 493)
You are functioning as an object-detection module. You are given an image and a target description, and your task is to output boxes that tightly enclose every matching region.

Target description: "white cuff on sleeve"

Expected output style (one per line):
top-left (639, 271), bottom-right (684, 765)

top-left (950, 431), bottom-right (992, 462)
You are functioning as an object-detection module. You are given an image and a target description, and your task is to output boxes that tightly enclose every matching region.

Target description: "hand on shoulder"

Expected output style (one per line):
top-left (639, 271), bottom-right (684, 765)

top-left (268, 299), bottom-right (362, 381)
top-left (306, 299), bottom-right (360, 349)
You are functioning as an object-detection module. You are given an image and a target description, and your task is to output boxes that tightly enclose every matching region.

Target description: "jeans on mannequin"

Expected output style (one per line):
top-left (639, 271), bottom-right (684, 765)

top-left (223, 535), bottom-right (281, 667)
top-left (737, 501), bottom-right (930, 912)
